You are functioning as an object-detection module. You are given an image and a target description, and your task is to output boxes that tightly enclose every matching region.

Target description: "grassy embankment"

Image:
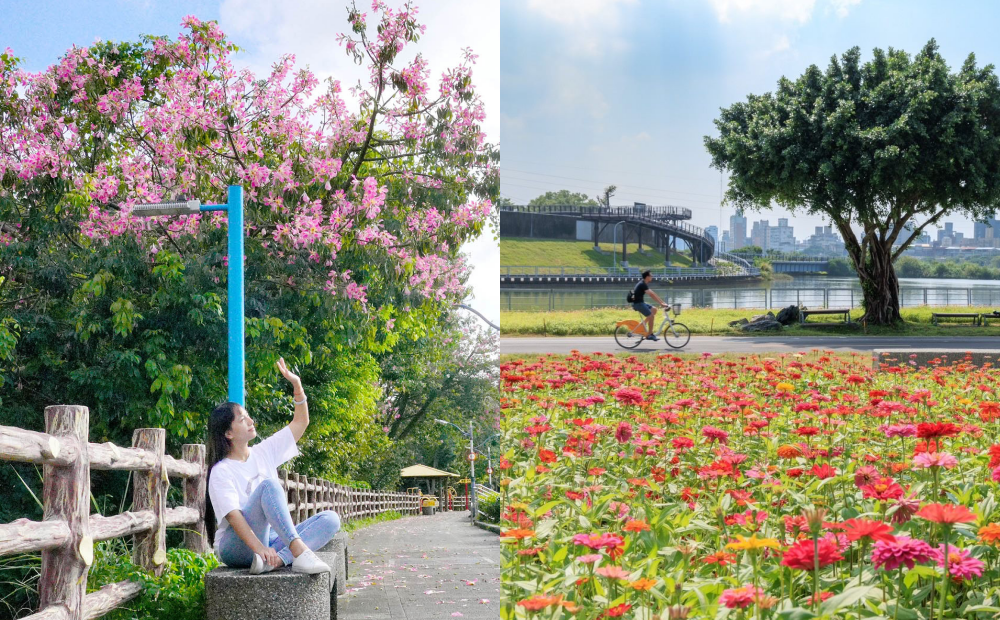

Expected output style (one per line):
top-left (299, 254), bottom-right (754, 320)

top-left (500, 237), bottom-right (693, 269)
top-left (501, 305), bottom-right (1000, 337)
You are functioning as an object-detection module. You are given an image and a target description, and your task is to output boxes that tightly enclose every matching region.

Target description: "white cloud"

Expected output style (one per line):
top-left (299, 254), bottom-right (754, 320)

top-left (829, 0), bottom-right (862, 17)
top-left (526, 0), bottom-right (638, 27)
top-left (761, 34), bottom-right (792, 57)
top-left (216, 0), bottom-right (499, 327)
top-left (524, 0), bottom-right (638, 56)
top-left (706, 0), bottom-right (817, 24)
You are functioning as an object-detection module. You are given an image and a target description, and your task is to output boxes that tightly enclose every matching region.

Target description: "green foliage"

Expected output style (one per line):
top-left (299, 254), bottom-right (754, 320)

top-left (343, 510), bottom-right (404, 534)
top-left (825, 257), bottom-right (856, 276)
top-left (527, 189), bottom-right (598, 208)
top-left (86, 541), bottom-right (218, 620)
top-left (477, 493), bottom-right (502, 524)
top-left (894, 256), bottom-right (1000, 280)
top-left (706, 39), bottom-right (1000, 323)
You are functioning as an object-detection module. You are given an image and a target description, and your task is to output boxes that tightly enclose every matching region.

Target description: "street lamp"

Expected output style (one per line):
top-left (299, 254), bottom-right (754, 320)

top-left (435, 418), bottom-right (478, 516)
top-left (129, 186), bottom-right (246, 405)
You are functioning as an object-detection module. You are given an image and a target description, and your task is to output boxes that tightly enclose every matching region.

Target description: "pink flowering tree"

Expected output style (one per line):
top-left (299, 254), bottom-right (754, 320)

top-left (0, 3), bottom-right (496, 486)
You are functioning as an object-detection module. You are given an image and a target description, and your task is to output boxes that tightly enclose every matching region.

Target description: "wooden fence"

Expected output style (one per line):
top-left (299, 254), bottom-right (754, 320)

top-left (0, 405), bottom-right (422, 620)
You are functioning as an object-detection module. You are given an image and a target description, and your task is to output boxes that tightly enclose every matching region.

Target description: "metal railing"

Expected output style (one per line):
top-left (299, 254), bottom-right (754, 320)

top-left (500, 286), bottom-right (1000, 312)
top-left (498, 204), bottom-right (693, 220)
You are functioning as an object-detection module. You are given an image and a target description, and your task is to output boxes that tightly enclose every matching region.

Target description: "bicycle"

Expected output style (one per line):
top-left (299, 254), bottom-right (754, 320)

top-left (614, 303), bottom-right (691, 349)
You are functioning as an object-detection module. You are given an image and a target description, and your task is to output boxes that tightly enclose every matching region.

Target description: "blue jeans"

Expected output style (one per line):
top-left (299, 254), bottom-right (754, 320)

top-left (216, 478), bottom-right (341, 568)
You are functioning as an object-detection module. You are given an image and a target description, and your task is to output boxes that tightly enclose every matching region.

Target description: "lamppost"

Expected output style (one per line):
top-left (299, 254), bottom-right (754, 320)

top-left (129, 186), bottom-right (246, 405)
top-left (435, 419), bottom-right (477, 515)
top-left (613, 220), bottom-right (626, 271)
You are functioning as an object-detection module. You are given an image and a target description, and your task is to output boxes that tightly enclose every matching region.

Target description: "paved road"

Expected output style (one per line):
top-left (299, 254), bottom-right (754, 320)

top-left (499, 335), bottom-right (1000, 355)
top-left (340, 512), bottom-right (501, 620)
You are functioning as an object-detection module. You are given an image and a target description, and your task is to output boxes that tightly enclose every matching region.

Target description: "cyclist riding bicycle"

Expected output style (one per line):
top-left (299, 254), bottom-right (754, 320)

top-left (627, 271), bottom-right (669, 341)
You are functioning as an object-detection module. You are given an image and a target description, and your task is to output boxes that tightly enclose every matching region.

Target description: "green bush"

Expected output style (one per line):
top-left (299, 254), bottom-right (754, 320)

top-left (87, 540), bottom-right (218, 620)
top-left (477, 494), bottom-right (502, 524)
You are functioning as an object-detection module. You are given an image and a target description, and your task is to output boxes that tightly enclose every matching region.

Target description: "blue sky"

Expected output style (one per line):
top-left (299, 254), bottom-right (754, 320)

top-left (500, 0), bottom-right (1000, 242)
top-left (0, 0), bottom-right (500, 325)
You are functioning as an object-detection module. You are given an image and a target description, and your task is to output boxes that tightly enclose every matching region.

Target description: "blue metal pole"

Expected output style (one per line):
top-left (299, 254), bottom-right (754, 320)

top-left (226, 185), bottom-right (245, 405)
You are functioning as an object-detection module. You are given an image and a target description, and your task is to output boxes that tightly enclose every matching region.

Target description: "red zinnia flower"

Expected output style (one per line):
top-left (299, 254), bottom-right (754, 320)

top-left (781, 538), bottom-right (844, 571)
top-left (538, 449), bottom-right (557, 463)
top-left (840, 518), bottom-right (896, 543)
top-left (916, 422), bottom-right (961, 439)
top-left (809, 464), bottom-right (838, 480)
top-left (860, 477), bottom-right (905, 501)
top-left (915, 503), bottom-right (978, 525)
top-left (602, 603), bottom-right (632, 618)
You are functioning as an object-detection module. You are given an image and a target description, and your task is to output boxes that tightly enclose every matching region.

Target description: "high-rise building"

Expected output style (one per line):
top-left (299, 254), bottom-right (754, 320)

top-left (769, 218), bottom-right (796, 252)
top-left (937, 222), bottom-right (955, 245)
top-left (975, 213), bottom-right (1000, 242)
top-left (706, 226), bottom-right (718, 244)
top-left (750, 219), bottom-right (769, 249)
top-left (729, 212), bottom-right (747, 249)
top-left (720, 230), bottom-right (731, 252)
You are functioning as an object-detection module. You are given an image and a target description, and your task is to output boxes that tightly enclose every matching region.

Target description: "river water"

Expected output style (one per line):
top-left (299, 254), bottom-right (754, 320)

top-left (500, 275), bottom-right (1000, 312)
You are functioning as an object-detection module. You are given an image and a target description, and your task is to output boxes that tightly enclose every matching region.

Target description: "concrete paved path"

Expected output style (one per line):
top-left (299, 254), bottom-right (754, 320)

top-left (500, 335), bottom-right (1000, 355)
top-left (339, 512), bottom-right (501, 620)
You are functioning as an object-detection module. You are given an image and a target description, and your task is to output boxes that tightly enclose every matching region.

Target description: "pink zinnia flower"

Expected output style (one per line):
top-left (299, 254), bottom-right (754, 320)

top-left (572, 532), bottom-right (624, 550)
top-left (720, 584), bottom-right (767, 609)
top-left (854, 465), bottom-right (879, 488)
top-left (614, 421), bottom-right (633, 444)
top-left (931, 545), bottom-right (985, 581)
top-left (595, 565), bottom-right (630, 580)
top-left (576, 554), bottom-right (602, 564)
top-left (992, 466), bottom-right (1000, 483)
top-left (912, 452), bottom-right (958, 469)
top-left (702, 425), bottom-right (729, 444)
top-left (881, 424), bottom-right (917, 438)
top-left (871, 536), bottom-right (934, 571)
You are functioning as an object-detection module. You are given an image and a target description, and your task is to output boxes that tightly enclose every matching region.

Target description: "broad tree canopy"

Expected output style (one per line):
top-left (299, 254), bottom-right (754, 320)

top-left (705, 40), bottom-right (1000, 324)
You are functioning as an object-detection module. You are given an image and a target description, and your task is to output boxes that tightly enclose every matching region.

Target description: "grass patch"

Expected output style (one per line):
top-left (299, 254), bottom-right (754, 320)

top-left (343, 510), bottom-right (404, 533)
top-left (500, 237), bottom-right (692, 269)
top-left (500, 305), bottom-right (1000, 337)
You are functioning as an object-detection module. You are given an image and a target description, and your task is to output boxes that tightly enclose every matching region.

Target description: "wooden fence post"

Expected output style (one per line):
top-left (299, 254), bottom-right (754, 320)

top-left (306, 476), bottom-right (319, 519)
top-left (133, 429), bottom-right (166, 576)
top-left (292, 473), bottom-right (303, 524)
top-left (39, 405), bottom-right (91, 620)
top-left (182, 444), bottom-right (207, 553)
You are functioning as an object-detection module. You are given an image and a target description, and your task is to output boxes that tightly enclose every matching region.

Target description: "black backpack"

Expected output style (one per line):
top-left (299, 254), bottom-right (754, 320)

top-left (626, 284), bottom-right (638, 304)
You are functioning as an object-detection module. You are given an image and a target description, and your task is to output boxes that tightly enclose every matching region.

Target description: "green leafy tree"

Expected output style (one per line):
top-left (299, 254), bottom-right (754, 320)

top-left (528, 189), bottom-right (598, 208)
top-left (706, 40), bottom-right (1000, 324)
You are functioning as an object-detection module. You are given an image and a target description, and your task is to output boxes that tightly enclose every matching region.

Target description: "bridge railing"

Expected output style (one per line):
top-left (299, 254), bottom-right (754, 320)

top-left (0, 405), bottom-right (421, 620)
top-left (501, 266), bottom-right (751, 278)
top-left (501, 286), bottom-right (1000, 312)
top-left (499, 204), bottom-right (693, 220)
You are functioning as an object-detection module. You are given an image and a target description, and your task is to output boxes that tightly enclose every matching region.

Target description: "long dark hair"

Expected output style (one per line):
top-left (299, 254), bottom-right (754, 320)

top-left (205, 401), bottom-right (239, 547)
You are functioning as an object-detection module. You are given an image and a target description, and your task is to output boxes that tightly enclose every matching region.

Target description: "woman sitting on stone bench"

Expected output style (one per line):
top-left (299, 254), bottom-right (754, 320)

top-left (206, 358), bottom-right (340, 577)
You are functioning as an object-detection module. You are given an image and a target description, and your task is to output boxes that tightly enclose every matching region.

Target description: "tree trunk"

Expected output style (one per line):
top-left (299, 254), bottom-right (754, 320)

top-left (855, 239), bottom-right (902, 325)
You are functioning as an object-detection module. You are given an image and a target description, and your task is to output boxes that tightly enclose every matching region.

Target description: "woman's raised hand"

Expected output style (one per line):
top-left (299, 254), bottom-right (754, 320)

top-left (276, 357), bottom-right (301, 388)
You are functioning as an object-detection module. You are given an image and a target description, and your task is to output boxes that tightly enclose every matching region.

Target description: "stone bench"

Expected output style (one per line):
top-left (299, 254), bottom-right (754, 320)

top-left (206, 531), bottom-right (349, 620)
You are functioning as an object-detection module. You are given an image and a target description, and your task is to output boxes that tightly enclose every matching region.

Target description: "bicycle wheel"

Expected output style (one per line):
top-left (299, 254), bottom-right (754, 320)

top-left (663, 322), bottom-right (691, 349)
top-left (614, 323), bottom-right (644, 349)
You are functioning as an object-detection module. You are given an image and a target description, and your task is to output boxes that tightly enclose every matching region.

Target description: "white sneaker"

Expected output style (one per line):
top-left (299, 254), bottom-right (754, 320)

top-left (292, 549), bottom-right (331, 575)
top-left (249, 553), bottom-right (278, 575)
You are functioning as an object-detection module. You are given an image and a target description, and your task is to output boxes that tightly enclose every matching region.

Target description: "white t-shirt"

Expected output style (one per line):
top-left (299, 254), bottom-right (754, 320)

top-left (208, 425), bottom-right (299, 549)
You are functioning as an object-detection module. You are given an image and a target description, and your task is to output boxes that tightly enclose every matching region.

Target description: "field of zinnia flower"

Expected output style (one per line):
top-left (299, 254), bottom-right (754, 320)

top-left (497, 352), bottom-right (1000, 619)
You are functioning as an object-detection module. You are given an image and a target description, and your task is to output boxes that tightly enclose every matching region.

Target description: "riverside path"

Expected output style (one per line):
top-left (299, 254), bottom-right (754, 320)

top-left (339, 511), bottom-right (502, 620)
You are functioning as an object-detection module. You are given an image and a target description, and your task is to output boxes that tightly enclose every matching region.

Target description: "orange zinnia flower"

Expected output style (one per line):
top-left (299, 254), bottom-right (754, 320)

top-left (624, 519), bottom-right (651, 532)
top-left (501, 528), bottom-right (535, 540)
top-left (979, 523), bottom-right (1000, 545)
top-left (630, 578), bottom-right (658, 591)
top-left (915, 503), bottom-right (977, 525)
top-left (517, 594), bottom-right (563, 611)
